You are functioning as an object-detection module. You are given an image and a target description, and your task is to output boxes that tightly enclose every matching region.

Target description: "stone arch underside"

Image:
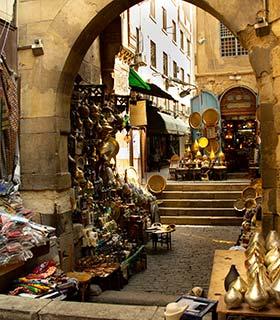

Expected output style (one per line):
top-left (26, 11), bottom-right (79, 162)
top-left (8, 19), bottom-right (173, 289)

top-left (21, 0), bottom-right (280, 229)
top-left (45, 0), bottom-right (264, 118)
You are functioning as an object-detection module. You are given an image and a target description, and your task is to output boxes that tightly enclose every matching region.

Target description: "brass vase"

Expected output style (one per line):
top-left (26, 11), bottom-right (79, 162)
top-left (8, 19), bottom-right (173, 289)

top-left (268, 258), bottom-right (280, 277)
top-left (224, 287), bottom-right (243, 309)
top-left (245, 272), bottom-right (269, 310)
top-left (229, 276), bottom-right (248, 296)
top-left (245, 252), bottom-right (264, 269)
top-left (258, 265), bottom-right (273, 296)
top-left (224, 265), bottom-right (239, 291)
top-left (265, 247), bottom-right (280, 267)
top-left (248, 232), bottom-right (265, 248)
top-left (247, 261), bottom-right (261, 281)
top-left (271, 268), bottom-right (280, 306)
top-left (266, 230), bottom-right (280, 251)
top-left (245, 241), bottom-right (265, 258)
top-left (271, 267), bottom-right (280, 283)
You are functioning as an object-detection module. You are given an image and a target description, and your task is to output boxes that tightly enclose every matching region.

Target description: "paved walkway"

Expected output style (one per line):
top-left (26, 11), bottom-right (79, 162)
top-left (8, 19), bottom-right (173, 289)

top-left (122, 225), bottom-right (240, 296)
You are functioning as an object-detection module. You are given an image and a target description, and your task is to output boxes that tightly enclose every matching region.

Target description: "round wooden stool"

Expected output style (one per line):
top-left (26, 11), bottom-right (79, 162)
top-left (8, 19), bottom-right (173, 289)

top-left (67, 271), bottom-right (92, 302)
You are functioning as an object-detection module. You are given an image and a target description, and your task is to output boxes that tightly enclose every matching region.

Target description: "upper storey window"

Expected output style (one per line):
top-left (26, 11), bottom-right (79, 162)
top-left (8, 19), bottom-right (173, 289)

top-left (220, 23), bottom-right (247, 57)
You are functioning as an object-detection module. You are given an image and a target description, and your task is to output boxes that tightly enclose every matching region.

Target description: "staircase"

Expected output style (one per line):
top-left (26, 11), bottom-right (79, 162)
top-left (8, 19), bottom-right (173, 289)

top-left (157, 181), bottom-right (250, 226)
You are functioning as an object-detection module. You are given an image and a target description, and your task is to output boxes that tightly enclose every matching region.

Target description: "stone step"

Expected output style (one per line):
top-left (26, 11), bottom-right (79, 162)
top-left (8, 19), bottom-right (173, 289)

top-left (164, 183), bottom-right (249, 192)
top-left (160, 215), bottom-right (243, 226)
top-left (159, 207), bottom-right (236, 216)
top-left (158, 190), bottom-right (241, 199)
top-left (89, 290), bottom-right (177, 307)
top-left (159, 199), bottom-right (235, 208)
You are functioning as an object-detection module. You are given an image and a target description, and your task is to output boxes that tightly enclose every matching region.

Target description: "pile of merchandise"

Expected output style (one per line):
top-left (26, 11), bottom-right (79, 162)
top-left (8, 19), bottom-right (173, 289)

top-left (0, 185), bottom-right (56, 266)
top-left (233, 178), bottom-right (262, 247)
top-left (8, 260), bottom-right (78, 299)
top-left (69, 85), bottom-right (156, 284)
top-left (77, 255), bottom-right (119, 277)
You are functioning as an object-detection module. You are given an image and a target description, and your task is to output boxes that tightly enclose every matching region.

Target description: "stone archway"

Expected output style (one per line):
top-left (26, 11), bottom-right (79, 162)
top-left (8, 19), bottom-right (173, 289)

top-left (18, 0), bottom-right (279, 233)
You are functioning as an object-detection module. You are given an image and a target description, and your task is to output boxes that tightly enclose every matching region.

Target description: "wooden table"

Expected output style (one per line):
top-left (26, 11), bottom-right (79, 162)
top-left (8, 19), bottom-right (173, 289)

top-left (208, 250), bottom-right (280, 319)
top-left (146, 228), bottom-right (175, 250)
top-left (208, 250), bottom-right (246, 301)
top-left (217, 296), bottom-right (280, 319)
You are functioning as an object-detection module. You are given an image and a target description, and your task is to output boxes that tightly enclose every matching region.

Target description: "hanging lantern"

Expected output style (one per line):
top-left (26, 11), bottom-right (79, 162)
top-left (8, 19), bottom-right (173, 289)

top-left (209, 148), bottom-right (216, 162)
top-left (192, 139), bottom-right (199, 152)
top-left (196, 150), bottom-right (202, 159)
top-left (218, 150), bottom-right (225, 161)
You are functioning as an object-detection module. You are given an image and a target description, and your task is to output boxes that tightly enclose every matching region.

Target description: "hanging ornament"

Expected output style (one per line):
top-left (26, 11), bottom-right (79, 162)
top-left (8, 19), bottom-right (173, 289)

top-left (196, 150), bottom-right (202, 159)
top-left (218, 150), bottom-right (225, 161)
top-left (209, 148), bottom-right (216, 162)
top-left (192, 139), bottom-right (199, 153)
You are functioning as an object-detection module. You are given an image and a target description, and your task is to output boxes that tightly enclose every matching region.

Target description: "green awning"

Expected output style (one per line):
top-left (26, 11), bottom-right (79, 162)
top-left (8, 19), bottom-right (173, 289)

top-left (129, 68), bottom-right (151, 90)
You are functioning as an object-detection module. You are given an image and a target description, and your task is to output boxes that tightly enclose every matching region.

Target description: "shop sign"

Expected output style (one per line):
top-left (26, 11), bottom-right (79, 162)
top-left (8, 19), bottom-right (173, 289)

top-left (130, 100), bottom-right (147, 126)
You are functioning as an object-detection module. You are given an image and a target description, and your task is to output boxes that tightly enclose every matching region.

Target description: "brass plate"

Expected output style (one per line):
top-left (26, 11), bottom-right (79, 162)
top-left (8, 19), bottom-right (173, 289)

top-left (198, 136), bottom-right (209, 148)
top-left (100, 137), bottom-right (120, 159)
top-left (202, 108), bottom-right (219, 126)
top-left (205, 139), bottom-right (220, 154)
top-left (189, 112), bottom-right (202, 129)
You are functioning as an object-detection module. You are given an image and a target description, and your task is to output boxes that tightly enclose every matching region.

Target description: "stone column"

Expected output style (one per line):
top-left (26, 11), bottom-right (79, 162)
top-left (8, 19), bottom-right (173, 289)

top-left (241, 20), bottom-right (280, 234)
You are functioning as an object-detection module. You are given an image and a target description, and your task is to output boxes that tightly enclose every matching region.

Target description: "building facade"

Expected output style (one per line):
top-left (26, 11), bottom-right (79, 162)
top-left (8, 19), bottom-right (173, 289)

top-left (119, 0), bottom-right (196, 172)
top-left (195, 8), bottom-right (259, 174)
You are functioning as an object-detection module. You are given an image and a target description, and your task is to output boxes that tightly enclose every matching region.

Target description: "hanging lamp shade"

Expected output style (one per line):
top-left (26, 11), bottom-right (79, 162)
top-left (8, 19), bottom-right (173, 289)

top-left (196, 150), bottom-right (202, 158)
top-left (209, 148), bottom-right (216, 161)
top-left (192, 139), bottom-right (200, 152)
top-left (218, 150), bottom-right (225, 161)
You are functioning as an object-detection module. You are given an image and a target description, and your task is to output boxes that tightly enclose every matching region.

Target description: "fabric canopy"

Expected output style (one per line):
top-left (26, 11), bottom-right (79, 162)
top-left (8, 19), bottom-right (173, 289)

top-left (147, 107), bottom-right (188, 136)
top-left (129, 68), bottom-right (176, 101)
top-left (129, 68), bottom-right (151, 90)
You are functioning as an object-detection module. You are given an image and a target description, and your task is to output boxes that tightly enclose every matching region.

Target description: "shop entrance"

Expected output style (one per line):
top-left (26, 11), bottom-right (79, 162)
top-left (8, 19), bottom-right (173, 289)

top-left (222, 118), bottom-right (257, 173)
top-left (220, 86), bottom-right (258, 174)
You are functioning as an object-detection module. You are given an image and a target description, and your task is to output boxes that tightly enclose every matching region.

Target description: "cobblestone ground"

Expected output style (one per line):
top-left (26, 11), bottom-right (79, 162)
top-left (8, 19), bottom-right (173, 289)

top-left (122, 225), bottom-right (241, 296)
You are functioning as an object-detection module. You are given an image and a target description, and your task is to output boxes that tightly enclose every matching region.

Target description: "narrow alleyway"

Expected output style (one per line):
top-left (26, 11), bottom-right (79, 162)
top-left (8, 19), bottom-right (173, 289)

top-left (122, 225), bottom-right (240, 296)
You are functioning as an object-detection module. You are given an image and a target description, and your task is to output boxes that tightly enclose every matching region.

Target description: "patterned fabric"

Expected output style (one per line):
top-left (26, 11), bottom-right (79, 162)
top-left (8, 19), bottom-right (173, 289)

top-left (0, 60), bottom-right (19, 177)
top-left (0, 84), bottom-right (10, 130)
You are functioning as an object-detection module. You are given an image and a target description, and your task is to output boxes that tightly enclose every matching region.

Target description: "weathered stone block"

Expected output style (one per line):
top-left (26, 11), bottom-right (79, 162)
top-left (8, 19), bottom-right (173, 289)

top-left (20, 117), bottom-right (56, 134)
top-left (21, 172), bottom-right (71, 191)
top-left (258, 74), bottom-right (275, 104)
top-left (0, 295), bottom-right (50, 320)
top-left (39, 300), bottom-right (158, 320)
top-left (57, 232), bottom-right (74, 272)
top-left (21, 189), bottom-right (72, 215)
top-left (270, 0), bottom-right (280, 25)
top-left (272, 46), bottom-right (280, 78)
top-left (272, 20), bottom-right (280, 37)
top-left (262, 168), bottom-right (277, 188)
top-left (18, 0), bottom-right (41, 25)
top-left (249, 47), bottom-right (271, 78)
top-left (20, 132), bottom-right (57, 175)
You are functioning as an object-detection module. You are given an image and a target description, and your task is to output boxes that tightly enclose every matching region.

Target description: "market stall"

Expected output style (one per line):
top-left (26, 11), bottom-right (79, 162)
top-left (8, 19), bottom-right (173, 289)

top-left (68, 84), bottom-right (156, 291)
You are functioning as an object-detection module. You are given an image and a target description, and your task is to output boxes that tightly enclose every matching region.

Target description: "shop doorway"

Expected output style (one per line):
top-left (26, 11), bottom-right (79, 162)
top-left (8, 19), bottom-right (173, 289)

top-left (220, 87), bottom-right (258, 174)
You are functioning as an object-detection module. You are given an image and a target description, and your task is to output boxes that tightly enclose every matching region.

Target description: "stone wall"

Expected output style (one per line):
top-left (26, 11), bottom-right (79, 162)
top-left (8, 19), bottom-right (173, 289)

top-left (18, 0), bottom-right (280, 241)
top-left (196, 8), bottom-right (257, 96)
top-left (0, 295), bottom-right (164, 320)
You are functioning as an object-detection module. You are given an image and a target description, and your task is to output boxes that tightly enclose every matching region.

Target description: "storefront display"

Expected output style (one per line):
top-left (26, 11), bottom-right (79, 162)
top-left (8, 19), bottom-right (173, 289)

top-left (8, 260), bottom-right (78, 299)
top-left (68, 84), bottom-right (156, 288)
top-left (0, 187), bottom-right (55, 266)
top-left (222, 119), bottom-right (258, 172)
top-left (223, 229), bottom-right (280, 312)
